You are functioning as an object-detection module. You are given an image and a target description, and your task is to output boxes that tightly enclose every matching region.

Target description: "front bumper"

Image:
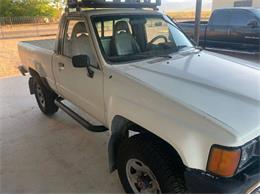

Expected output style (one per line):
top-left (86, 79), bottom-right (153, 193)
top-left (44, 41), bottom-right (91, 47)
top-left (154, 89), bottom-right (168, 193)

top-left (185, 163), bottom-right (260, 194)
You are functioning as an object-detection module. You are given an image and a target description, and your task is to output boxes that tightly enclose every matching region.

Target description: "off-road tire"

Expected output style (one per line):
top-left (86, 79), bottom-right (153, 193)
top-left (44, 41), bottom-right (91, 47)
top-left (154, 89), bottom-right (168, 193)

top-left (117, 134), bottom-right (186, 194)
top-left (34, 77), bottom-right (59, 116)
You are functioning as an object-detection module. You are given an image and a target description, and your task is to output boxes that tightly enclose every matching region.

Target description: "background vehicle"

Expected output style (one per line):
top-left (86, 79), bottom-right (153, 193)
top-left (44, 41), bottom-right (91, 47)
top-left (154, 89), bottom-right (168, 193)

top-left (17, 0), bottom-right (260, 193)
top-left (178, 8), bottom-right (260, 54)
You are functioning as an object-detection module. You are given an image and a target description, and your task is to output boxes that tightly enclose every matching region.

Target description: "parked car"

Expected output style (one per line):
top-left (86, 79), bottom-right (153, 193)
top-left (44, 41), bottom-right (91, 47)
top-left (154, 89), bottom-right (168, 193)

top-left (178, 8), bottom-right (260, 54)
top-left (17, 1), bottom-right (260, 194)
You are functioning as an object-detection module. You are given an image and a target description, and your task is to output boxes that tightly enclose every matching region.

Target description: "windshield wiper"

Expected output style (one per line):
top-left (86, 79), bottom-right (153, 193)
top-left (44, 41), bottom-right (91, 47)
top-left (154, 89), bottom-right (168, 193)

top-left (177, 45), bottom-right (195, 51)
top-left (135, 53), bottom-right (172, 59)
top-left (177, 45), bottom-right (204, 52)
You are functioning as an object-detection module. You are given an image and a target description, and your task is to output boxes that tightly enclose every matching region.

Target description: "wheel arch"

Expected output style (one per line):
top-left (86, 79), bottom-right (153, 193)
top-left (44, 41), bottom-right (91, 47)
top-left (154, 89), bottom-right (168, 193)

top-left (108, 115), bottom-right (185, 172)
top-left (28, 68), bottom-right (54, 94)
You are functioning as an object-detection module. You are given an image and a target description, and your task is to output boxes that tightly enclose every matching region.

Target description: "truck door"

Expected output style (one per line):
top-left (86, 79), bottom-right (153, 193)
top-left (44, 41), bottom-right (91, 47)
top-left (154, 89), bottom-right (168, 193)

top-left (205, 9), bottom-right (231, 49)
top-left (229, 9), bottom-right (260, 53)
top-left (53, 17), bottom-right (105, 123)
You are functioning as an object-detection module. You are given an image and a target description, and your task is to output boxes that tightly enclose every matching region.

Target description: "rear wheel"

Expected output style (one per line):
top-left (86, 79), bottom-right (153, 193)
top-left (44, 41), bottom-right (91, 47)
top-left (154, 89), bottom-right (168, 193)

top-left (117, 134), bottom-right (186, 194)
top-left (34, 77), bottom-right (59, 116)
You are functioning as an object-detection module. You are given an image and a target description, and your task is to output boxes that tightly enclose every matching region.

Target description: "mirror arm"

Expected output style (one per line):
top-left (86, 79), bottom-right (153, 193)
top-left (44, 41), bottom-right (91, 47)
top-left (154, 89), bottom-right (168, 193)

top-left (86, 66), bottom-right (94, 78)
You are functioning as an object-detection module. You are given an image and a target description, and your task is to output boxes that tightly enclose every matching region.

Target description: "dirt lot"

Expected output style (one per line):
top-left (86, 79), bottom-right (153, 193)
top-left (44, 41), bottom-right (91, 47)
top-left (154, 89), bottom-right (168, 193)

top-left (0, 36), bottom-right (54, 78)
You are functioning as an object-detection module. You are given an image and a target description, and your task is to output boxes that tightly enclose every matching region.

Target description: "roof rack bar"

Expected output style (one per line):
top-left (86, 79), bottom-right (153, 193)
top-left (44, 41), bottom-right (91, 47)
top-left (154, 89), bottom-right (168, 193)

top-left (67, 0), bottom-right (161, 9)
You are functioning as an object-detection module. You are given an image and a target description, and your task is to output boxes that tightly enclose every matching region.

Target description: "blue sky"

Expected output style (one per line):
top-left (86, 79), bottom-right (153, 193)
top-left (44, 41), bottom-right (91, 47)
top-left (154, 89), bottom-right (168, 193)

top-left (160, 0), bottom-right (213, 11)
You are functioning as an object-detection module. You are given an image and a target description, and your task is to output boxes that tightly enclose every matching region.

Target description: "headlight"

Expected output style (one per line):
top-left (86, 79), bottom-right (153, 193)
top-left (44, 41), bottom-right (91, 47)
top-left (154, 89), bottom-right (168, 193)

top-left (207, 137), bottom-right (259, 177)
top-left (239, 140), bottom-right (257, 169)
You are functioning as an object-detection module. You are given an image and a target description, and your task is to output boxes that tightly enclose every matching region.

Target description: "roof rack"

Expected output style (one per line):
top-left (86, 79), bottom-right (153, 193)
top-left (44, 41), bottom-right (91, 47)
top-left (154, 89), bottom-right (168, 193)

top-left (67, 0), bottom-right (161, 10)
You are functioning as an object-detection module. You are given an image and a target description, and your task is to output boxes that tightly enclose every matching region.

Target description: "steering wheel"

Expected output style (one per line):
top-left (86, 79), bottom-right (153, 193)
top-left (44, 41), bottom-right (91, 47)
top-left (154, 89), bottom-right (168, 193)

top-left (148, 35), bottom-right (168, 45)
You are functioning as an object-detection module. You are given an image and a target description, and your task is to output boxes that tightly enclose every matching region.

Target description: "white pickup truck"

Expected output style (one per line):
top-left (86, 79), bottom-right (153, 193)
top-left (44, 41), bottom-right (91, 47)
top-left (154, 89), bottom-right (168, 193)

top-left (18, 0), bottom-right (260, 193)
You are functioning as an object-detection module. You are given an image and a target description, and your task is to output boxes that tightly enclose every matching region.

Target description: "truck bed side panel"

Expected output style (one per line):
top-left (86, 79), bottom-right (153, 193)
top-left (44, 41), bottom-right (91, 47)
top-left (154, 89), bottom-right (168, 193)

top-left (18, 40), bottom-right (58, 93)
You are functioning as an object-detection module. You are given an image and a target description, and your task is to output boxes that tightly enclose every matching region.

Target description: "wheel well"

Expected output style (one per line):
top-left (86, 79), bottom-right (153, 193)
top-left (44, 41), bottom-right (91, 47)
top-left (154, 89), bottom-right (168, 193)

top-left (28, 68), bottom-right (55, 93)
top-left (108, 115), bottom-right (184, 172)
top-left (29, 68), bottom-right (40, 78)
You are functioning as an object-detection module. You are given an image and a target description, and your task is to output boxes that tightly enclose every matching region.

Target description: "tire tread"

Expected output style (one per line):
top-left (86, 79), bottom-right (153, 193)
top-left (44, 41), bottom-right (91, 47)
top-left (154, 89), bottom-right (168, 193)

top-left (117, 134), bottom-right (186, 194)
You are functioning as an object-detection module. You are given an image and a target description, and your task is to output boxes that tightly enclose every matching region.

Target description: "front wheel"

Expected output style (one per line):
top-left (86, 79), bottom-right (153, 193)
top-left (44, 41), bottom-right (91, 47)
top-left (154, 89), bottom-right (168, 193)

top-left (117, 134), bottom-right (186, 194)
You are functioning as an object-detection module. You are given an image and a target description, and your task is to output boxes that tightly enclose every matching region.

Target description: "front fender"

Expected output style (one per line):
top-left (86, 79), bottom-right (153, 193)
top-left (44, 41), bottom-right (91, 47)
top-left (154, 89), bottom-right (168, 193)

top-left (106, 95), bottom-right (237, 171)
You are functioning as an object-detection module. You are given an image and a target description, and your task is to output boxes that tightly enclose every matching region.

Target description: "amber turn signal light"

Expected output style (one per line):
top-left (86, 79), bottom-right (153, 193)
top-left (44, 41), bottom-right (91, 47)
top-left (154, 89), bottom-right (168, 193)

top-left (207, 146), bottom-right (241, 177)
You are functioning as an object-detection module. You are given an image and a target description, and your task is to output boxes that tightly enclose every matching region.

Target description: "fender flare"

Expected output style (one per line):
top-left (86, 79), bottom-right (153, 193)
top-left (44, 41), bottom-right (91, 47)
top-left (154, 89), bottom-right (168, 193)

top-left (28, 68), bottom-right (53, 94)
top-left (108, 115), bottom-right (184, 172)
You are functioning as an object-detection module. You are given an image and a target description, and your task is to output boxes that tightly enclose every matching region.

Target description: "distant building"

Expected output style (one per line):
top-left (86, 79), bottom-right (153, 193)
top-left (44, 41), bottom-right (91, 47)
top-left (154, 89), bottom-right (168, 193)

top-left (212, 0), bottom-right (260, 10)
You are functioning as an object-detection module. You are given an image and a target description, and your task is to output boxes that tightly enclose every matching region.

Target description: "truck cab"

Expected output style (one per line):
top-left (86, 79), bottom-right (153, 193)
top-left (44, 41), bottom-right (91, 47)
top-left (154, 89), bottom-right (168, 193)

top-left (206, 8), bottom-right (260, 52)
top-left (178, 8), bottom-right (260, 54)
top-left (51, 8), bottom-right (194, 125)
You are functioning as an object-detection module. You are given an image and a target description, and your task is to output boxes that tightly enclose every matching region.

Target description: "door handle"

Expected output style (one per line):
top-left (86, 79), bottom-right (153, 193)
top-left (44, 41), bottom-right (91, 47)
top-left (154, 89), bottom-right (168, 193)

top-left (58, 63), bottom-right (65, 70)
top-left (86, 66), bottom-right (94, 78)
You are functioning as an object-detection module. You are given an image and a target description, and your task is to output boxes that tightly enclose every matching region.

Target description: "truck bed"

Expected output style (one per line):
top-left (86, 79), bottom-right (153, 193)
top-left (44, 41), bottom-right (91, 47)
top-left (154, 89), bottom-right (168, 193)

top-left (18, 38), bottom-right (57, 92)
top-left (21, 39), bottom-right (56, 51)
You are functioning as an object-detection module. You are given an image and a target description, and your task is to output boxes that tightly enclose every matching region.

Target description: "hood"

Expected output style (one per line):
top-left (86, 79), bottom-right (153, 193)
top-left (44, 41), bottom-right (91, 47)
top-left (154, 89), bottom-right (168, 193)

top-left (118, 50), bottom-right (260, 139)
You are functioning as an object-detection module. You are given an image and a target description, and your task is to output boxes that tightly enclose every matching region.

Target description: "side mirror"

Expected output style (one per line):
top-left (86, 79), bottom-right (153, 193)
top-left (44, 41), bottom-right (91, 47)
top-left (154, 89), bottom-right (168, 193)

top-left (72, 55), bottom-right (94, 78)
top-left (247, 20), bottom-right (258, 28)
top-left (72, 55), bottom-right (90, 68)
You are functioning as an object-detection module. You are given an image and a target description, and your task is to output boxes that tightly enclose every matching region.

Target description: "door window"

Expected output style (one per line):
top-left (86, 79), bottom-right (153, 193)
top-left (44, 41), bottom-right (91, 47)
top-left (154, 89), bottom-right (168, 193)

top-left (230, 10), bottom-right (255, 26)
top-left (210, 10), bottom-right (231, 26)
top-left (62, 19), bottom-right (97, 67)
top-left (63, 20), bottom-right (84, 57)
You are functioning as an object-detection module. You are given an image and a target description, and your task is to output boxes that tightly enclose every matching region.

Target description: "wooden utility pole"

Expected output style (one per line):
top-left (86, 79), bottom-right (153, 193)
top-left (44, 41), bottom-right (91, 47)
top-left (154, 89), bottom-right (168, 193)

top-left (194, 0), bottom-right (202, 45)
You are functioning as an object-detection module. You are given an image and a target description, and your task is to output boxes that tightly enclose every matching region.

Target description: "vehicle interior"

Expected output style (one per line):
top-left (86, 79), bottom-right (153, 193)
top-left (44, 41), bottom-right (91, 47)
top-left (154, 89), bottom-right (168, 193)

top-left (91, 14), bottom-right (194, 62)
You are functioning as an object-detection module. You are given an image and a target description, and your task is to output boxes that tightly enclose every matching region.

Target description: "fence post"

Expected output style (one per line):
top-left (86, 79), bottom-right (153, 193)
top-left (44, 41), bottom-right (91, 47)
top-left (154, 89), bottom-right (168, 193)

top-left (35, 17), bottom-right (40, 36)
top-left (0, 21), bottom-right (4, 39)
top-left (194, 0), bottom-right (202, 46)
top-left (9, 17), bottom-right (13, 28)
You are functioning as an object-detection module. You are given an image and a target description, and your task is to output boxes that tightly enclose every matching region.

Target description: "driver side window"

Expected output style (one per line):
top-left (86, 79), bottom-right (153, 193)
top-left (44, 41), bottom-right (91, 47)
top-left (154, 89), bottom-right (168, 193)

top-left (63, 19), bottom-right (97, 68)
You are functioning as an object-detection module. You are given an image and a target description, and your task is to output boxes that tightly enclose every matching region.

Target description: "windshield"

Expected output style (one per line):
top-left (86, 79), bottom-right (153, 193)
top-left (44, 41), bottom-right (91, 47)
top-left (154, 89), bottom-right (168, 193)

top-left (92, 14), bottom-right (194, 63)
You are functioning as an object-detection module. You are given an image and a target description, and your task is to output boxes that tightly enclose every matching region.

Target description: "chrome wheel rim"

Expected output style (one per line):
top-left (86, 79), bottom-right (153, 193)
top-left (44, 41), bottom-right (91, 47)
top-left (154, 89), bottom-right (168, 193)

top-left (126, 159), bottom-right (161, 194)
top-left (36, 83), bottom-right (45, 108)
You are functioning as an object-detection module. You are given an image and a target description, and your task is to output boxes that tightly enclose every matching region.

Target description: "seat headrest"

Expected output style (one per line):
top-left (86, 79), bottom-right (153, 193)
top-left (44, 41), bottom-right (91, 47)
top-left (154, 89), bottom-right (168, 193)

top-left (72, 22), bottom-right (88, 39)
top-left (114, 21), bottom-right (130, 34)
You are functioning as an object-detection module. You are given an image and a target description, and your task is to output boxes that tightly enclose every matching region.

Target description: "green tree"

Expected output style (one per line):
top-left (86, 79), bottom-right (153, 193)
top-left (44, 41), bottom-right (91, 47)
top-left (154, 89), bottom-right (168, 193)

top-left (0, 0), bottom-right (13, 16)
top-left (0, 0), bottom-right (59, 17)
